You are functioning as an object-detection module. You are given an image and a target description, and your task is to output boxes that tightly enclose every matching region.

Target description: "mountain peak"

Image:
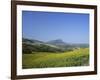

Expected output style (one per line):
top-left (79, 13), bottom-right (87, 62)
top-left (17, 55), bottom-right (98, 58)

top-left (53, 39), bottom-right (63, 42)
top-left (47, 39), bottom-right (66, 45)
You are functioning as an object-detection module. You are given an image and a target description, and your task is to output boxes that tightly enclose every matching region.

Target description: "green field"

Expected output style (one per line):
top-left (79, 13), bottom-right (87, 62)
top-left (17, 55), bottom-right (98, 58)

top-left (22, 48), bottom-right (89, 69)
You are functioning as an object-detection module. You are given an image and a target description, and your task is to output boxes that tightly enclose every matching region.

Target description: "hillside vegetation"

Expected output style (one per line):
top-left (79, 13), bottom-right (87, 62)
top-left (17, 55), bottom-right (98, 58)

top-left (22, 48), bottom-right (89, 69)
top-left (22, 38), bottom-right (89, 53)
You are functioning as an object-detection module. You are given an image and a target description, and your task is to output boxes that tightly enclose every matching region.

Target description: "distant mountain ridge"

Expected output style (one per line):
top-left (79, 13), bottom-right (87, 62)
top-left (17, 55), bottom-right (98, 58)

top-left (23, 38), bottom-right (43, 44)
top-left (22, 38), bottom-right (89, 54)
top-left (47, 39), bottom-right (67, 45)
top-left (22, 38), bottom-right (65, 53)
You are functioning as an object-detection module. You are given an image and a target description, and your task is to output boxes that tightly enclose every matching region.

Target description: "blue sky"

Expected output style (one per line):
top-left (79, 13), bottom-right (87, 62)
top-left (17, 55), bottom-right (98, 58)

top-left (22, 11), bottom-right (89, 44)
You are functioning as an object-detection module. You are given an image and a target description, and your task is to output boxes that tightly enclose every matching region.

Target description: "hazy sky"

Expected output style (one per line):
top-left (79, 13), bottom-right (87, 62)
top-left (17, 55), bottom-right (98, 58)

top-left (22, 11), bottom-right (89, 44)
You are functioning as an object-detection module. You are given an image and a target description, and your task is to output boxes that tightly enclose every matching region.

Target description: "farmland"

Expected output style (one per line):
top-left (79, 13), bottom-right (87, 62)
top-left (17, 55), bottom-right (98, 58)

top-left (22, 48), bottom-right (89, 69)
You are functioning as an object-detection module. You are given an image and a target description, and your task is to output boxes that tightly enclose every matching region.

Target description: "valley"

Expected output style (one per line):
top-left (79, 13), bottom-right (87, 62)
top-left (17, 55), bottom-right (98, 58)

top-left (22, 38), bottom-right (89, 69)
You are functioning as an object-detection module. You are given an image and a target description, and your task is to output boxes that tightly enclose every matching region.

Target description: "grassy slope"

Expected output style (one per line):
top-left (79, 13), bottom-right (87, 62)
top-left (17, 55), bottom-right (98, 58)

top-left (22, 48), bottom-right (89, 69)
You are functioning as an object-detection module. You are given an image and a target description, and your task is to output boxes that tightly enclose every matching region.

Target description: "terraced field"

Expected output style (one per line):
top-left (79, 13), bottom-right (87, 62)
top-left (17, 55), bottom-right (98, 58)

top-left (22, 48), bottom-right (89, 69)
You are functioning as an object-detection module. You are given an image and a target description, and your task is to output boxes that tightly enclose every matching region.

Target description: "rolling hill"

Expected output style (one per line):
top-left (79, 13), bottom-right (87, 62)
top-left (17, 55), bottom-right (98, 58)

top-left (22, 38), bottom-right (64, 53)
top-left (22, 38), bottom-right (89, 54)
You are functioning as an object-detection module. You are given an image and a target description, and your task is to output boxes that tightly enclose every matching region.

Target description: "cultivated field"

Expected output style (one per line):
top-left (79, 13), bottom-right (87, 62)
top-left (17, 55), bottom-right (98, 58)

top-left (22, 48), bottom-right (89, 69)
